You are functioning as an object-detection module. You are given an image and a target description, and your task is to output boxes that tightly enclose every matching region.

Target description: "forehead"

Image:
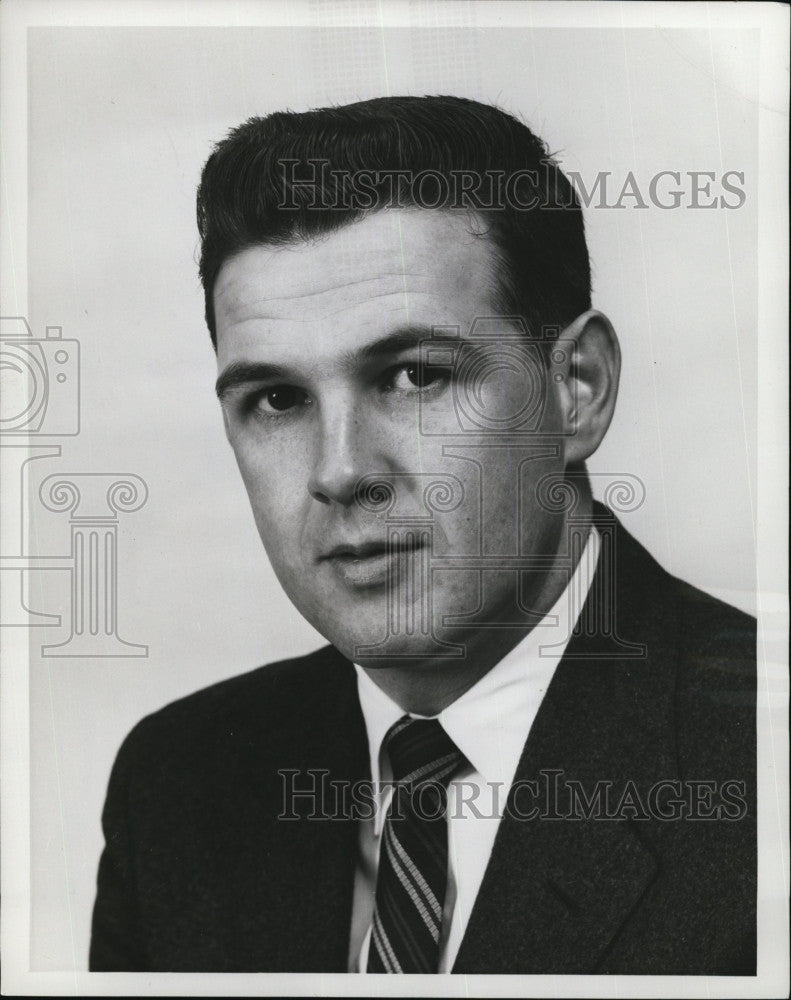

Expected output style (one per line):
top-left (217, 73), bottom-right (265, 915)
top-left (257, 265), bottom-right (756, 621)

top-left (213, 209), bottom-right (499, 364)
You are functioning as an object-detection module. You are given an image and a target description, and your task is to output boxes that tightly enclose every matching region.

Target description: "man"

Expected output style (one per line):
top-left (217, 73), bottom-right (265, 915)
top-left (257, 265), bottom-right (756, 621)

top-left (90, 96), bottom-right (756, 974)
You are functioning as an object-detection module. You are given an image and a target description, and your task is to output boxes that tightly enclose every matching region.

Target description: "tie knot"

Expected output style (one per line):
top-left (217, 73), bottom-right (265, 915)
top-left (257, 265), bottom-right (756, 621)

top-left (384, 715), bottom-right (465, 786)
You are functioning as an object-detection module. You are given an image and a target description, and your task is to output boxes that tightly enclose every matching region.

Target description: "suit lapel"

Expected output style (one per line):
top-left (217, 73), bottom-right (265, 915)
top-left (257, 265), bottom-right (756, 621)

top-left (453, 507), bottom-right (680, 973)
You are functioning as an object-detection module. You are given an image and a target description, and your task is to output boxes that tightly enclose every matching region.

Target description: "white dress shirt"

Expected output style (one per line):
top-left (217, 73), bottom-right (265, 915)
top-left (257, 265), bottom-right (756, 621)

top-left (348, 526), bottom-right (601, 972)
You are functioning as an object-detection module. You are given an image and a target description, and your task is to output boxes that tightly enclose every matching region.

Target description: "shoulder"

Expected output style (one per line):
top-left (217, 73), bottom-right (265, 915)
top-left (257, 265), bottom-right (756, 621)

top-left (603, 501), bottom-right (755, 658)
top-left (669, 575), bottom-right (754, 728)
top-left (112, 644), bottom-right (355, 779)
top-left (652, 557), bottom-right (756, 695)
top-left (646, 563), bottom-right (756, 786)
top-left (671, 575), bottom-right (755, 653)
top-left (603, 505), bottom-right (755, 764)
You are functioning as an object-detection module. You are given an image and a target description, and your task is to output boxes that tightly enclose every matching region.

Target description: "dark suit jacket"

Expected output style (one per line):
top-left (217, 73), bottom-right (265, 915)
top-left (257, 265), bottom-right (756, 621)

top-left (90, 505), bottom-right (756, 973)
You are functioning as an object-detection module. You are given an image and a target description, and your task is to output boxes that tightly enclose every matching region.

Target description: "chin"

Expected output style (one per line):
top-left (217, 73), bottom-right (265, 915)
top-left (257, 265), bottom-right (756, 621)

top-left (318, 615), bottom-right (464, 669)
top-left (294, 576), bottom-right (469, 664)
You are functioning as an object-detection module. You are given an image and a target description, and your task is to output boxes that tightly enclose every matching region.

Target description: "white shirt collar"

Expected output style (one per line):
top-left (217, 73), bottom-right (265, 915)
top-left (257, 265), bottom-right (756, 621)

top-left (354, 526), bottom-right (600, 808)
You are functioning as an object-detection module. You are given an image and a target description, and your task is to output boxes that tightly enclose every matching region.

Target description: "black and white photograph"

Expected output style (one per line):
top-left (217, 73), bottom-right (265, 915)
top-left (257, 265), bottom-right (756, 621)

top-left (1, 1), bottom-right (788, 996)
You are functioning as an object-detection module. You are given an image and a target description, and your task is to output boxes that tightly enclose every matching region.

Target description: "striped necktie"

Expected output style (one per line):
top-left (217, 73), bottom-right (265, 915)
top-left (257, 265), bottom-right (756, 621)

top-left (367, 715), bottom-right (467, 973)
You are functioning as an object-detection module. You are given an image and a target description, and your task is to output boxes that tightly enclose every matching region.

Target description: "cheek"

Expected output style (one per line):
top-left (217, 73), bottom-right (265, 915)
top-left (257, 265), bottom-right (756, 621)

top-left (231, 440), bottom-right (306, 552)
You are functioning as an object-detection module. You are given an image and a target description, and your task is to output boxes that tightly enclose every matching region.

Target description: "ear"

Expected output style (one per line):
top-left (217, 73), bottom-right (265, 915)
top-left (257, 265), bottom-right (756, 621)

top-left (555, 309), bottom-right (620, 464)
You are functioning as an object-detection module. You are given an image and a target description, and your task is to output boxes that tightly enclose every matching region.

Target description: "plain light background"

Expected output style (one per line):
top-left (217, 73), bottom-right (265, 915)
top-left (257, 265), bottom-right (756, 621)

top-left (23, 20), bottom-right (759, 971)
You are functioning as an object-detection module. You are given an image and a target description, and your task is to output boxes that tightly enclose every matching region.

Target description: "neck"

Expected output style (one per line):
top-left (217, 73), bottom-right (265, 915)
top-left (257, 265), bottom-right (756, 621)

top-left (359, 495), bottom-right (594, 715)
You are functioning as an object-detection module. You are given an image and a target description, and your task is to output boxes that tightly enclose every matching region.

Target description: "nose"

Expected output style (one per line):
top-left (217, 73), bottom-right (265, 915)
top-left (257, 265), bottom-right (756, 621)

top-left (307, 399), bottom-right (371, 506)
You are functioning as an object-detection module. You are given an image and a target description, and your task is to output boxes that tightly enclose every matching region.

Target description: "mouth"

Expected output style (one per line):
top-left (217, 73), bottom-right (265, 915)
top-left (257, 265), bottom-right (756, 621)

top-left (320, 536), bottom-right (427, 588)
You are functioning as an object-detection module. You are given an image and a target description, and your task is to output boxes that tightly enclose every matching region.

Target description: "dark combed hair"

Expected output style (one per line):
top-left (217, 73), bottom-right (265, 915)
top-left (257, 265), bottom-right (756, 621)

top-left (197, 95), bottom-right (591, 346)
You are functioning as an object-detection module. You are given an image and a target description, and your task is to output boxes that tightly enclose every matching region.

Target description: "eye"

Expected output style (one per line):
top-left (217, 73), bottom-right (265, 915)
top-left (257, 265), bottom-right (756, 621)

top-left (389, 363), bottom-right (450, 392)
top-left (252, 385), bottom-right (311, 415)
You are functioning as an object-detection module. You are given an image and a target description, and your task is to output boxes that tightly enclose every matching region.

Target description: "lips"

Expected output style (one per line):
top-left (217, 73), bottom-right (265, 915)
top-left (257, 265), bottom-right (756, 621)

top-left (321, 536), bottom-right (426, 588)
top-left (325, 540), bottom-right (390, 560)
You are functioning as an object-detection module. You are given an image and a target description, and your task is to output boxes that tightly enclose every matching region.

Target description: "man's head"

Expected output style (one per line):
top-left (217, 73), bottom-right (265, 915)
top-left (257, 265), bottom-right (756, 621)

top-left (197, 95), bottom-right (592, 347)
top-left (198, 96), bottom-right (620, 703)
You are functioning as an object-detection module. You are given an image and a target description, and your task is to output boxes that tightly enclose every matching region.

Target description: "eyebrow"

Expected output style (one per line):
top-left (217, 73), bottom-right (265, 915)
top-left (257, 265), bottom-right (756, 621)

top-left (214, 325), bottom-right (460, 400)
top-left (215, 362), bottom-right (287, 401)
